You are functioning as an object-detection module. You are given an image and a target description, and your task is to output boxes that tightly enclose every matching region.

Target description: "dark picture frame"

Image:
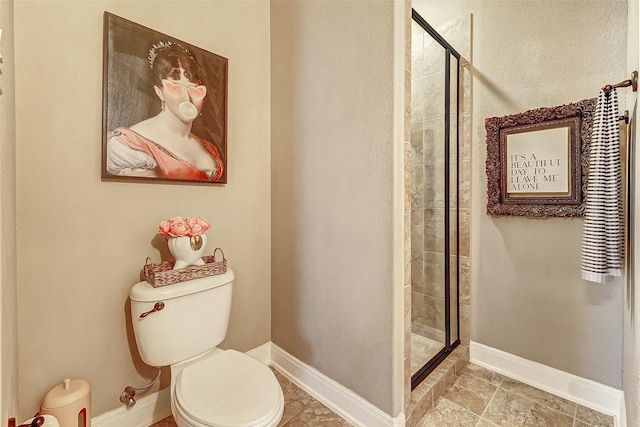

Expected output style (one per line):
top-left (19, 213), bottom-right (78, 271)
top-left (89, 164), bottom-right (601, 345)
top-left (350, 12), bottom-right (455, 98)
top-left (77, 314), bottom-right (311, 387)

top-left (102, 12), bottom-right (228, 184)
top-left (485, 98), bottom-right (597, 217)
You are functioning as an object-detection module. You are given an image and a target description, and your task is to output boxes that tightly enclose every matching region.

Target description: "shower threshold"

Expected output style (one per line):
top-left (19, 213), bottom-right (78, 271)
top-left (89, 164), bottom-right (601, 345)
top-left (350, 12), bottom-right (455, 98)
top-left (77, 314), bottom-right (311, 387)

top-left (411, 338), bottom-right (460, 390)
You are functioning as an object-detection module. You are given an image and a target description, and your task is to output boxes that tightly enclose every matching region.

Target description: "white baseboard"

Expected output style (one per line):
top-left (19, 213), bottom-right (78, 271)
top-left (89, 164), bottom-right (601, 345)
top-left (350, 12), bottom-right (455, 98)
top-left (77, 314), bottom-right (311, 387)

top-left (246, 341), bottom-right (272, 364)
top-left (270, 343), bottom-right (404, 427)
top-left (470, 341), bottom-right (623, 425)
top-left (92, 386), bottom-right (171, 427)
top-left (619, 394), bottom-right (627, 427)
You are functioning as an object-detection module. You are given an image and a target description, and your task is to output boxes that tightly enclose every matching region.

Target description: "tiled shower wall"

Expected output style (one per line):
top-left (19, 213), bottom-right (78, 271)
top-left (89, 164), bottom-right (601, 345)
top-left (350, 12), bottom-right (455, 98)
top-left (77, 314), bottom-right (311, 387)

top-left (404, 9), bottom-right (471, 413)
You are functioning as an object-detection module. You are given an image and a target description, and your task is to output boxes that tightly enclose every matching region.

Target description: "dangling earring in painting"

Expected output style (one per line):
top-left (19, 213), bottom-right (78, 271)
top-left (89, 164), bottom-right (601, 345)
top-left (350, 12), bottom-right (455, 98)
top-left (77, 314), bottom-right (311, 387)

top-left (161, 101), bottom-right (166, 111)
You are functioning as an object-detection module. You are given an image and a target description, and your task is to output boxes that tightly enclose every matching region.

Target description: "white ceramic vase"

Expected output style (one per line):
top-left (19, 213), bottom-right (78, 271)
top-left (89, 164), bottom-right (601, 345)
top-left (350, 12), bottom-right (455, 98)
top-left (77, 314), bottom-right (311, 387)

top-left (168, 234), bottom-right (207, 270)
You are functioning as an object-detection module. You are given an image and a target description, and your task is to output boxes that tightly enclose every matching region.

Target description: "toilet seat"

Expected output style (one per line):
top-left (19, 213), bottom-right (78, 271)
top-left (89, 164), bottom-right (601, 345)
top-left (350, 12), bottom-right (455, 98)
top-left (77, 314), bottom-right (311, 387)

top-left (174, 350), bottom-right (284, 427)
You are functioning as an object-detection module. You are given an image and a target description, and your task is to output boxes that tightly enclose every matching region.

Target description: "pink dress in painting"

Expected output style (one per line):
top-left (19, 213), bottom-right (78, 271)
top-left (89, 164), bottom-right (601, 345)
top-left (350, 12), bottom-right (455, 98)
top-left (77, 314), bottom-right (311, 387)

top-left (106, 128), bottom-right (224, 182)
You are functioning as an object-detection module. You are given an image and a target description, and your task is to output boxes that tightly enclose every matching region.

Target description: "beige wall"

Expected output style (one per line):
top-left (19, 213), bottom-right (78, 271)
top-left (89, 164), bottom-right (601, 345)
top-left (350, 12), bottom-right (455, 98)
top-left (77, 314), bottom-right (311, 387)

top-left (415, 0), bottom-right (628, 388)
top-left (1, 0), bottom-right (18, 423)
top-left (270, 0), bottom-right (398, 416)
top-left (14, 0), bottom-right (271, 420)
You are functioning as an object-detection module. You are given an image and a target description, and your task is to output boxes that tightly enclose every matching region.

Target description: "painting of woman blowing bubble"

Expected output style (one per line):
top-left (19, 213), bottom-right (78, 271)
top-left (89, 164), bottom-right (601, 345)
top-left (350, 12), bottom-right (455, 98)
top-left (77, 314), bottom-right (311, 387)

top-left (102, 12), bottom-right (228, 183)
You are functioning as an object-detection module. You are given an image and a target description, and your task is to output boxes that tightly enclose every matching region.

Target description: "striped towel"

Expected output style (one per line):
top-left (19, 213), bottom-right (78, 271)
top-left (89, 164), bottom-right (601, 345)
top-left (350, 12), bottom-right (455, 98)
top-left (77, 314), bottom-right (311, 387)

top-left (581, 89), bottom-right (624, 283)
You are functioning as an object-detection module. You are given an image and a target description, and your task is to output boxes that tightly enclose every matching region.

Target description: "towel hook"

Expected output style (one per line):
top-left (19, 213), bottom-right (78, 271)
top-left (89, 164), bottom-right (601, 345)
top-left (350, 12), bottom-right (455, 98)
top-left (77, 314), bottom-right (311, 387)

top-left (603, 71), bottom-right (638, 92)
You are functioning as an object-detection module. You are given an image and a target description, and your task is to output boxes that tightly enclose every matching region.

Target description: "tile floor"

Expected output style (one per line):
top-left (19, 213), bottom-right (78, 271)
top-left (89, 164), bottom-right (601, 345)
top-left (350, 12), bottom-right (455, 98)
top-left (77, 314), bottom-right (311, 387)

top-left (417, 363), bottom-right (615, 427)
top-left (149, 363), bottom-right (615, 427)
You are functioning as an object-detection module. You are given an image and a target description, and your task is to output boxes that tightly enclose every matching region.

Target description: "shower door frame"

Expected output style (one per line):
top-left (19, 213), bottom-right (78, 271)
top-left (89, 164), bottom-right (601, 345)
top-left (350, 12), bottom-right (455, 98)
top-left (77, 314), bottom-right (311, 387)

top-left (410, 9), bottom-right (461, 390)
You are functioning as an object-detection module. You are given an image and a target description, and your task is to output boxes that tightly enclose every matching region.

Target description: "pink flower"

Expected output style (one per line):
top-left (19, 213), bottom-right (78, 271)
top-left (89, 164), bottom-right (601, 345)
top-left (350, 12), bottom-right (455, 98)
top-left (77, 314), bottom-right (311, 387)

top-left (158, 219), bottom-right (173, 236)
top-left (169, 218), bottom-right (190, 237)
top-left (158, 216), bottom-right (210, 237)
top-left (186, 217), bottom-right (210, 237)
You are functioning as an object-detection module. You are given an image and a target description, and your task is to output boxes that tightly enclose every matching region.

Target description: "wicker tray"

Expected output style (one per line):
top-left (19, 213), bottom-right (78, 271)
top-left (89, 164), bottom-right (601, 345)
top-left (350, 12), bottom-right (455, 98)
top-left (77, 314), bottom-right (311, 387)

top-left (143, 247), bottom-right (227, 287)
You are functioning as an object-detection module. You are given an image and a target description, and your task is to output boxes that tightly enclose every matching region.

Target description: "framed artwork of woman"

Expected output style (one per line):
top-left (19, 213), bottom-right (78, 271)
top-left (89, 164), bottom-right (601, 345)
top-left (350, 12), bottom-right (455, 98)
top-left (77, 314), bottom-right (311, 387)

top-left (102, 12), bottom-right (228, 184)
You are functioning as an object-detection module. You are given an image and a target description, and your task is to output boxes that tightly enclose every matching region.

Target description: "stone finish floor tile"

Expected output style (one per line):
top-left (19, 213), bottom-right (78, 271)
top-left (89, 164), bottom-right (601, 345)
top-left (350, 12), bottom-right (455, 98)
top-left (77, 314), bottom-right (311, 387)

top-left (475, 419), bottom-right (502, 427)
top-left (416, 397), bottom-right (478, 426)
top-left (575, 404), bottom-right (615, 427)
top-left (280, 417), bottom-right (309, 427)
top-left (274, 373), bottom-right (315, 425)
top-left (460, 363), bottom-right (504, 386)
top-left (482, 388), bottom-right (573, 427)
top-left (421, 362), bottom-right (616, 427)
top-left (411, 333), bottom-right (444, 373)
top-left (296, 399), bottom-right (353, 426)
top-left (499, 377), bottom-right (576, 416)
top-left (148, 418), bottom-right (177, 427)
top-left (441, 372), bottom-right (497, 415)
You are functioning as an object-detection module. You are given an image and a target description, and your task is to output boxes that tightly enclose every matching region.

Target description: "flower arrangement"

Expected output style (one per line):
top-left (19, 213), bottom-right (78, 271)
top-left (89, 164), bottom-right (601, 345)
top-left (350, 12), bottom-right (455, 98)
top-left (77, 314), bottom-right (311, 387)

top-left (159, 216), bottom-right (210, 238)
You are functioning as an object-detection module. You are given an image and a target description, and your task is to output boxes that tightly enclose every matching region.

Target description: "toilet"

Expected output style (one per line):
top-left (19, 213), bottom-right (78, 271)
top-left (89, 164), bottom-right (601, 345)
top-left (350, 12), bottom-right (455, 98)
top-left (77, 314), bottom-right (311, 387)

top-left (130, 270), bottom-right (284, 427)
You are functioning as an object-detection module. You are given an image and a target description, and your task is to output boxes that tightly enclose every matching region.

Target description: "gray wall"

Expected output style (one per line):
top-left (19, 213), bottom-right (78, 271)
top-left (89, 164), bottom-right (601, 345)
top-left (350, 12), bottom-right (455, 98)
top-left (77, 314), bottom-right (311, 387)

top-left (270, 0), bottom-right (397, 415)
top-left (415, 0), bottom-right (628, 388)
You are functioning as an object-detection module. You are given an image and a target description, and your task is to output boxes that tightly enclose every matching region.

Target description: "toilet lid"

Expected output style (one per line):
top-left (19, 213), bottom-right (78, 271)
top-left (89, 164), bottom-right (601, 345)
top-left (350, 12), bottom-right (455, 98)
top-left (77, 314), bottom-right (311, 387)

top-left (176, 350), bottom-right (282, 427)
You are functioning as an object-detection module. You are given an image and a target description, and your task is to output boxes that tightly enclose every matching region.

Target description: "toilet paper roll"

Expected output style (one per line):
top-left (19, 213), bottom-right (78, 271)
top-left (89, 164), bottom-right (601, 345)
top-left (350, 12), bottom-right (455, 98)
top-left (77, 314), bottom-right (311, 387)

top-left (20, 415), bottom-right (60, 427)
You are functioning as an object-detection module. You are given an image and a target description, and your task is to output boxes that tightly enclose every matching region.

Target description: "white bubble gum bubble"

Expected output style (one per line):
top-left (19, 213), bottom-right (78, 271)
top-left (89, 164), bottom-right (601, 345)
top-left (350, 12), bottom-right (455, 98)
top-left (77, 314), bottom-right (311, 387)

top-left (179, 102), bottom-right (198, 120)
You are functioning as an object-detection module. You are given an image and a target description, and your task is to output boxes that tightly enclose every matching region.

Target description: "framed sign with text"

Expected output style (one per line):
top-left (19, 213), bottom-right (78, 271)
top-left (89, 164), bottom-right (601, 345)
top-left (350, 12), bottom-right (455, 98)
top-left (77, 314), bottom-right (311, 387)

top-left (485, 98), bottom-right (597, 217)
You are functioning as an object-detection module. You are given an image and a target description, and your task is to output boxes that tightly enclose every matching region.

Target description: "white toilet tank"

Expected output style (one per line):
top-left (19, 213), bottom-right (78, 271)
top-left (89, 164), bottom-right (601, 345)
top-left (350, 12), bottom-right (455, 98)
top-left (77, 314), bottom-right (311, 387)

top-left (130, 270), bottom-right (234, 367)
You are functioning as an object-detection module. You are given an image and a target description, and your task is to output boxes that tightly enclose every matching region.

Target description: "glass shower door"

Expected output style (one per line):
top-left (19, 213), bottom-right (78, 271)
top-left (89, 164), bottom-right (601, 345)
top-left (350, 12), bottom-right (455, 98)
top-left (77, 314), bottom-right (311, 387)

top-left (410, 10), bottom-right (460, 389)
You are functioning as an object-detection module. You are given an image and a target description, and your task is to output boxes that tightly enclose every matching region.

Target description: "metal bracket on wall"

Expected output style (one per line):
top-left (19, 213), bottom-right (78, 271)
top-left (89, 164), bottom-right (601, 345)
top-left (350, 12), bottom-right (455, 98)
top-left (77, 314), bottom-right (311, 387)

top-left (603, 70), bottom-right (638, 93)
top-left (620, 110), bottom-right (630, 124)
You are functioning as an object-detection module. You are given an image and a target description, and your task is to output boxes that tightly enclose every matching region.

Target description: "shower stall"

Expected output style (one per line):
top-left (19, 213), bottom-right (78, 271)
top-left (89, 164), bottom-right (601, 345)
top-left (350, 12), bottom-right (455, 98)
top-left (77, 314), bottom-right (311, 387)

top-left (409, 10), bottom-right (461, 388)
